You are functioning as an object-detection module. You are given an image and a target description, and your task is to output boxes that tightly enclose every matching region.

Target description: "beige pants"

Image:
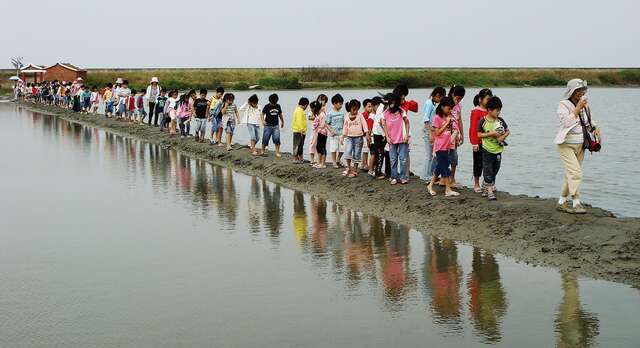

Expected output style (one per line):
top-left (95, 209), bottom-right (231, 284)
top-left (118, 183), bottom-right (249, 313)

top-left (557, 143), bottom-right (585, 198)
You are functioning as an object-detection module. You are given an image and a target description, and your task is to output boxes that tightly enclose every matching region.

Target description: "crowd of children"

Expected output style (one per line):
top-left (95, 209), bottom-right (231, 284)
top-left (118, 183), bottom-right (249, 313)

top-left (16, 77), bottom-right (511, 200)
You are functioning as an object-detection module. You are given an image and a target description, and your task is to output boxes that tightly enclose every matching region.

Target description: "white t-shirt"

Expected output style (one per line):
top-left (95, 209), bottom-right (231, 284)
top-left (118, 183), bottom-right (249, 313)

top-left (239, 103), bottom-right (262, 125)
top-left (372, 105), bottom-right (385, 136)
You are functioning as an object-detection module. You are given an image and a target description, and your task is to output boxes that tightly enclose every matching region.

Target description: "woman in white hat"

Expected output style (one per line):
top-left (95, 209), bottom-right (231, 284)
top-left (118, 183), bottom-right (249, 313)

top-left (554, 79), bottom-right (601, 214)
top-left (146, 77), bottom-right (161, 126)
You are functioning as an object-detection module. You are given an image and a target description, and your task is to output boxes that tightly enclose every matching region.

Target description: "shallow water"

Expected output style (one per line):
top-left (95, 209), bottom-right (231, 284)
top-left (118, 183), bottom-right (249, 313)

top-left (1, 105), bottom-right (639, 347)
top-left (195, 88), bottom-right (639, 217)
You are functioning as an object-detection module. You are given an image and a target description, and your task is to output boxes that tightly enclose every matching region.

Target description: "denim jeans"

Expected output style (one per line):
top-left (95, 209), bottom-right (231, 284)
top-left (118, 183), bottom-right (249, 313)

top-left (344, 136), bottom-right (364, 163)
top-left (389, 142), bottom-right (408, 181)
top-left (262, 125), bottom-right (281, 146)
top-left (247, 124), bottom-right (260, 142)
top-left (422, 127), bottom-right (433, 180)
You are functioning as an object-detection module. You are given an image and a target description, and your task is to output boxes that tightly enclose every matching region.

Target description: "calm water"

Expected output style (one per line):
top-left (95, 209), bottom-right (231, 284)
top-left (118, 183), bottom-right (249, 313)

top-left (1, 105), bottom-right (639, 348)
top-left (193, 88), bottom-right (638, 217)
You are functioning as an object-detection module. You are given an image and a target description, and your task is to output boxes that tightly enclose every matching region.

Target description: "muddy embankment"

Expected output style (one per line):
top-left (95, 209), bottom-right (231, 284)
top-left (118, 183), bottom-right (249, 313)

top-left (20, 103), bottom-right (640, 287)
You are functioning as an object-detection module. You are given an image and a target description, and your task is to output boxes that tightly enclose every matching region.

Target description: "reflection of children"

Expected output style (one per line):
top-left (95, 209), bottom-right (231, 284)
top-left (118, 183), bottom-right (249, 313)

top-left (477, 96), bottom-right (510, 201)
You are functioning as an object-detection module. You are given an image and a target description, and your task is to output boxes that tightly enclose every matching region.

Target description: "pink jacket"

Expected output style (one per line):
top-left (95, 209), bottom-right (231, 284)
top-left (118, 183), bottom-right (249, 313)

top-left (342, 113), bottom-right (369, 137)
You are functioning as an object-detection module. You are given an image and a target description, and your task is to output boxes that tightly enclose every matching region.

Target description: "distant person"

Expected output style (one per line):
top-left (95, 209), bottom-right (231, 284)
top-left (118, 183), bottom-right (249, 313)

top-left (176, 94), bottom-right (192, 137)
top-left (103, 83), bottom-right (114, 118)
top-left (370, 96), bottom-right (387, 179)
top-left (127, 89), bottom-right (137, 122)
top-left (239, 94), bottom-right (262, 156)
top-left (193, 89), bottom-right (209, 142)
top-left (468, 88), bottom-right (493, 192)
top-left (309, 94), bottom-right (328, 166)
top-left (382, 93), bottom-right (410, 185)
top-left (208, 86), bottom-right (225, 146)
top-left (89, 87), bottom-right (99, 114)
top-left (291, 97), bottom-right (310, 164)
top-left (326, 94), bottom-right (345, 168)
top-left (422, 86), bottom-right (446, 181)
top-left (166, 90), bottom-right (179, 136)
top-left (136, 89), bottom-right (147, 123)
top-left (310, 101), bottom-right (328, 169)
top-left (477, 96), bottom-right (510, 201)
top-left (261, 93), bottom-right (284, 157)
top-left (448, 85), bottom-right (466, 187)
top-left (116, 80), bottom-right (131, 119)
top-left (156, 89), bottom-right (168, 131)
top-left (221, 93), bottom-right (240, 151)
top-left (186, 89), bottom-right (197, 136)
top-left (426, 96), bottom-right (458, 196)
top-left (341, 99), bottom-right (369, 177)
top-left (146, 77), bottom-right (161, 126)
top-left (361, 99), bottom-right (374, 174)
top-left (554, 79), bottom-right (601, 214)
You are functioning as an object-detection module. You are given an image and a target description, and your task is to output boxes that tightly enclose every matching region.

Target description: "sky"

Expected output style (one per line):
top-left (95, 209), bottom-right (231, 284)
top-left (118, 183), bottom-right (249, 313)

top-left (1, 0), bottom-right (638, 69)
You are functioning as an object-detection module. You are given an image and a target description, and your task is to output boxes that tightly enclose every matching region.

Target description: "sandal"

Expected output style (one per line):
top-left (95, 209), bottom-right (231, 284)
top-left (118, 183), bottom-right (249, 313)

top-left (473, 187), bottom-right (482, 193)
top-left (390, 179), bottom-right (398, 185)
top-left (445, 191), bottom-right (460, 197)
top-left (427, 185), bottom-right (437, 196)
top-left (347, 173), bottom-right (356, 178)
top-left (342, 169), bottom-right (349, 176)
top-left (400, 180), bottom-right (409, 185)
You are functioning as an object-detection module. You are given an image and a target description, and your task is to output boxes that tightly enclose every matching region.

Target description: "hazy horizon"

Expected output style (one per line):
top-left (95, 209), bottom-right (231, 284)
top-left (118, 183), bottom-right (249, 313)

top-left (1, 0), bottom-right (638, 69)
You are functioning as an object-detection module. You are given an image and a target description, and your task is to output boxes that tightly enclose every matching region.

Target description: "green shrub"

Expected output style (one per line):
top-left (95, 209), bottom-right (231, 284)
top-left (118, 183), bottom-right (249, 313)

top-left (257, 77), bottom-right (301, 89)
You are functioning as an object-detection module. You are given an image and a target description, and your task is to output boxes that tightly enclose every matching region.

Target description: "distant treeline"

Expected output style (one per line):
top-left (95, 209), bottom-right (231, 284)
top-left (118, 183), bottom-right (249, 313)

top-left (3, 68), bottom-right (640, 92)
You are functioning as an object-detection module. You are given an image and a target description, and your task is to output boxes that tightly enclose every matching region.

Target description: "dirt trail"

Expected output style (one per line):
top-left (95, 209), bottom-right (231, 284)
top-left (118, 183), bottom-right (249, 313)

top-left (20, 103), bottom-right (640, 287)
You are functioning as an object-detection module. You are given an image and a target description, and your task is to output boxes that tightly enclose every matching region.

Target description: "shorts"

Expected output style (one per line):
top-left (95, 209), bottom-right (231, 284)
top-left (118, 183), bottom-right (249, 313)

top-left (211, 117), bottom-right (223, 131)
top-left (343, 136), bottom-right (364, 163)
top-left (449, 148), bottom-right (459, 166)
top-left (329, 135), bottom-right (345, 153)
top-left (434, 150), bottom-right (451, 178)
top-left (193, 118), bottom-right (207, 134)
top-left (225, 121), bottom-right (236, 135)
top-left (105, 101), bottom-right (113, 113)
top-left (262, 125), bottom-right (281, 146)
top-left (247, 124), bottom-right (260, 142)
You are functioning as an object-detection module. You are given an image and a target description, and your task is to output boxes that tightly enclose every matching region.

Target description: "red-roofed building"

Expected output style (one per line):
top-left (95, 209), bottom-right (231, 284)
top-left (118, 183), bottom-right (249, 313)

top-left (44, 63), bottom-right (87, 82)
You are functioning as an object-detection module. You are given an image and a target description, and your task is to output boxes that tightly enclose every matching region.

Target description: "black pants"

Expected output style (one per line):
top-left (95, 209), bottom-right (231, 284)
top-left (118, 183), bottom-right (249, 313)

top-left (293, 132), bottom-right (305, 156)
top-left (373, 134), bottom-right (387, 177)
top-left (316, 133), bottom-right (327, 155)
top-left (482, 151), bottom-right (502, 185)
top-left (148, 102), bottom-right (156, 125)
top-left (473, 147), bottom-right (483, 178)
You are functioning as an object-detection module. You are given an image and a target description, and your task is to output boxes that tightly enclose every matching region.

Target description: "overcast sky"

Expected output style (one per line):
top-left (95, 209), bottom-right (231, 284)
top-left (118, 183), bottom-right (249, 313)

top-left (1, 0), bottom-right (638, 69)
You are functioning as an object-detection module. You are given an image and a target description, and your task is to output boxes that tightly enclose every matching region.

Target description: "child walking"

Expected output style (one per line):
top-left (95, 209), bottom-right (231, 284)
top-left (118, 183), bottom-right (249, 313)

top-left (370, 97), bottom-right (387, 179)
top-left (156, 89), bottom-right (168, 131)
top-left (326, 94), bottom-right (345, 168)
top-left (239, 94), bottom-right (262, 156)
top-left (477, 96), bottom-right (509, 201)
top-left (311, 101), bottom-right (328, 169)
top-left (308, 94), bottom-right (328, 166)
top-left (89, 87), bottom-right (99, 114)
top-left (292, 97), bottom-right (310, 164)
top-left (136, 90), bottom-right (147, 123)
top-left (176, 94), bottom-right (192, 137)
top-left (427, 97), bottom-right (459, 197)
top-left (341, 99), bottom-right (369, 177)
top-left (448, 85), bottom-right (466, 187)
top-left (261, 93), bottom-right (284, 157)
top-left (167, 90), bottom-right (179, 136)
top-left (221, 93), bottom-right (240, 151)
top-left (469, 88), bottom-right (493, 192)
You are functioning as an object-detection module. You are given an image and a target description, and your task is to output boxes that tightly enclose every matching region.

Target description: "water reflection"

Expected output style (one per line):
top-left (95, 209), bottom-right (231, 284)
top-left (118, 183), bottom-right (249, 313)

top-left (555, 273), bottom-right (600, 347)
top-left (25, 110), bottom-right (615, 345)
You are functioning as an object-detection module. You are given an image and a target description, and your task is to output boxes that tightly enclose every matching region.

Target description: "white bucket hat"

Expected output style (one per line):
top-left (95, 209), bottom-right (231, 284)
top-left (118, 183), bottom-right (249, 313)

top-left (563, 79), bottom-right (588, 99)
top-left (150, 77), bottom-right (159, 83)
top-left (116, 78), bottom-right (124, 84)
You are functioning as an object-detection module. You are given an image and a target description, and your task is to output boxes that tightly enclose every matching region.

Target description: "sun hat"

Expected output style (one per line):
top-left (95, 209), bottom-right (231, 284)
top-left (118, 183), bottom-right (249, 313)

top-left (563, 79), bottom-right (588, 99)
top-left (116, 78), bottom-right (124, 84)
top-left (150, 77), bottom-right (159, 83)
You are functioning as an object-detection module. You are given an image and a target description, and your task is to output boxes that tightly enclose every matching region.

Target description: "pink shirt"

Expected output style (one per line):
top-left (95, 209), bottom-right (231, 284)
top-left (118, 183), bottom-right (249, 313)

top-left (431, 114), bottom-right (458, 152)
top-left (383, 109), bottom-right (407, 144)
top-left (342, 113), bottom-right (369, 137)
top-left (314, 112), bottom-right (328, 136)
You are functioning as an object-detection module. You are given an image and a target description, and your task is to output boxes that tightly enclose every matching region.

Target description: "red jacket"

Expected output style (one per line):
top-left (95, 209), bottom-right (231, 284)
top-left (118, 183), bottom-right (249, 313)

top-left (469, 107), bottom-right (488, 145)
